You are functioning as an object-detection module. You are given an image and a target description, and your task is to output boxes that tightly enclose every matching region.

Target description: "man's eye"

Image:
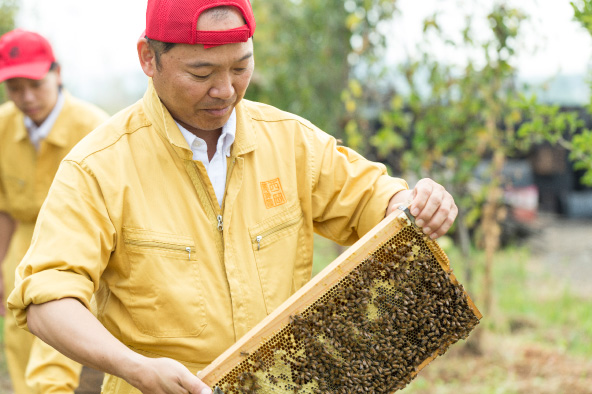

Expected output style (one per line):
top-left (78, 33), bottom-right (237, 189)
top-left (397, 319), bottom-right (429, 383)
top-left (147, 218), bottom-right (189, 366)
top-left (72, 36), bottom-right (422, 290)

top-left (192, 73), bottom-right (211, 80)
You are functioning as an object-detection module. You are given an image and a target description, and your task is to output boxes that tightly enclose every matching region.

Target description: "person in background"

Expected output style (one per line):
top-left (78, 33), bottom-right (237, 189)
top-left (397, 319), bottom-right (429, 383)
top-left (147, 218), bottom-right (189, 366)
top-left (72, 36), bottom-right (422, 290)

top-left (8, 1), bottom-right (457, 393)
top-left (0, 29), bottom-right (108, 394)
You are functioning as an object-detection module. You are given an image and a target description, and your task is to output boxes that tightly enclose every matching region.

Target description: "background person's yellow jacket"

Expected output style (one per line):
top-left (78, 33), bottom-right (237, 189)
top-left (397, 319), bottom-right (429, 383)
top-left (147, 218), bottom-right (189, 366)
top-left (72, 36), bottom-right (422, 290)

top-left (0, 92), bottom-right (108, 394)
top-left (9, 81), bottom-right (407, 391)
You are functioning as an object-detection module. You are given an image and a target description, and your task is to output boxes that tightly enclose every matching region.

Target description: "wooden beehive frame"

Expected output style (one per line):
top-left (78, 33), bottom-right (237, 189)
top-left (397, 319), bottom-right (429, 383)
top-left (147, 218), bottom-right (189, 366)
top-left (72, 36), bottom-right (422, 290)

top-left (199, 208), bottom-right (482, 390)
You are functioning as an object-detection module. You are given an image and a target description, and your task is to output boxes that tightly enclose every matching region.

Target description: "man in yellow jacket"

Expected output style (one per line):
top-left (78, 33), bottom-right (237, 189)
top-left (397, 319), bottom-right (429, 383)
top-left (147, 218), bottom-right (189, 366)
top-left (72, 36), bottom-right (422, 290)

top-left (0, 29), bottom-right (108, 394)
top-left (8, 2), bottom-right (458, 393)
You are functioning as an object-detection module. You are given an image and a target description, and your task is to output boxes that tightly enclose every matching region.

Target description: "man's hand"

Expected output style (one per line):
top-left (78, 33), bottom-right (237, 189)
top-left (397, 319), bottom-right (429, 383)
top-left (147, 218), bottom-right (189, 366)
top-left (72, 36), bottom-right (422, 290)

top-left (386, 178), bottom-right (457, 240)
top-left (126, 357), bottom-right (212, 394)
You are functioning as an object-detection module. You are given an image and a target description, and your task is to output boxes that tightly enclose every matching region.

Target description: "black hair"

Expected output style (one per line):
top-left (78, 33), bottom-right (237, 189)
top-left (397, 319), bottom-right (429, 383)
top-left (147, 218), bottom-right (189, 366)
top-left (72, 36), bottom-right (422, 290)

top-left (48, 62), bottom-right (63, 90)
top-left (145, 38), bottom-right (177, 71)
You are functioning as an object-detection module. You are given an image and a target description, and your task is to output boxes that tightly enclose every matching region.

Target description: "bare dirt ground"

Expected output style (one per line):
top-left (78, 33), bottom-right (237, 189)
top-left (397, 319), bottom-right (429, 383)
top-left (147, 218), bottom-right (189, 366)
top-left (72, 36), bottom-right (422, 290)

top-left (405, 331), bottom-right (592, 394)
top-left (0, 348), bottom-right (10, 393)
top-left (0, 214), bottom-right (590, 393)
top-left (527, 213), bottom-right (592, 296)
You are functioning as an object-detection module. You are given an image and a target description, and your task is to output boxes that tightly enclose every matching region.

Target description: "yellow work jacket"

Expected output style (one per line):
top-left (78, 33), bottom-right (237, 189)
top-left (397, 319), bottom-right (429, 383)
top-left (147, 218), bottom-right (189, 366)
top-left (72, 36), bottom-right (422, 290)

top-left (9, 81), bottom-right (407, 374)
top-left (0, 92), bottom-right (108, 394)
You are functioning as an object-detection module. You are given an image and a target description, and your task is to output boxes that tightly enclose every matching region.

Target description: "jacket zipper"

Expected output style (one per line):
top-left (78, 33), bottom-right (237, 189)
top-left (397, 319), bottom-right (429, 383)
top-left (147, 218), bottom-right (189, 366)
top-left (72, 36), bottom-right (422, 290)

top-left (189, 157), bottom-right (236, 263)
top-left (215, 157), bottom-right (237, 233)
top-left (218, 156), bottom-right (236, 232)
top-left (253, 213), bottom-right (303, 251)
top-left (125, 238), bottom-right (192, 260)
top-left (191, 162), bottom-right (225, 233)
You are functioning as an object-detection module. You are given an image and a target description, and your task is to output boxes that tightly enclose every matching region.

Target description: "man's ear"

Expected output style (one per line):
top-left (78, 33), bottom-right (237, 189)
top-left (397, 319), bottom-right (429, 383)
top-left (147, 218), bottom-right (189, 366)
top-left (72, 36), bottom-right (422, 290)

top-left (137, 38), bottom-right (157, 77)
top-left (53, 64), bottom-right (63, 87)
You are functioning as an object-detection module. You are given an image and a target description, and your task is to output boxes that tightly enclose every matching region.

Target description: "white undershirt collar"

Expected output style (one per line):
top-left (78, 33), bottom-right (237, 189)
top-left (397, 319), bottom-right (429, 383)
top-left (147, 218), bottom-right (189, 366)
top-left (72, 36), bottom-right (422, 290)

top-left (24, 91), bottom-right (65, 150)
top-left (176, 109), bottom-right (236, 207)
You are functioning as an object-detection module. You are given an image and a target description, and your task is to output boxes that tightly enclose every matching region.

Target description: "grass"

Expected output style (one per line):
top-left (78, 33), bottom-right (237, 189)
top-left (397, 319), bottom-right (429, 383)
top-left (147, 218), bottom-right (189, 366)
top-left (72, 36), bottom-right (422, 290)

top-left (312, 234), bottom-right (342, 276)
top-left (449, 244), bottom-right (592, 359)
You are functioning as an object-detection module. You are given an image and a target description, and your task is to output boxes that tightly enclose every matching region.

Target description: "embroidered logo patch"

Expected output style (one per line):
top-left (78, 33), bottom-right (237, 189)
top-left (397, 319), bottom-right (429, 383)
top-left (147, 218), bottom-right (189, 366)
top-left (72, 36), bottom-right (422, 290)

top-left (260, 178), bottom-right (287, 209)
top-left (9, 46), bottom-right (20, 59)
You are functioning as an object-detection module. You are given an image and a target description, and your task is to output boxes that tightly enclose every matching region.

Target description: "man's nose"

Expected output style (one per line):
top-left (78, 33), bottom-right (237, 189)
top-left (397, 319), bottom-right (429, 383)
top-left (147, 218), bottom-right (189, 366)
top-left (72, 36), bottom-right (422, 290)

top-left (21, 86), bottom-right (36, 103)
top-left (209, 74), bottom-right (235, 100)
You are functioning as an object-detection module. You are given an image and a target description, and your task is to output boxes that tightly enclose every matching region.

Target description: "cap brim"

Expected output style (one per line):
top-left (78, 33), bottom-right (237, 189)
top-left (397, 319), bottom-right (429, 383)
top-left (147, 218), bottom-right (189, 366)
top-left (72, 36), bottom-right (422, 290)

top-left (0, 61), bottom-right (52, 82)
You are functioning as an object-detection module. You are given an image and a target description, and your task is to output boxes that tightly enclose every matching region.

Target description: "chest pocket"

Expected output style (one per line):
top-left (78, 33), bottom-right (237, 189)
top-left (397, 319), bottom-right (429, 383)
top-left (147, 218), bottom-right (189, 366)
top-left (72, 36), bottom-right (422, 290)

top-left (123, 227), bottom-right (206, 338)
top-left (249, 204), bottom-right (304, 314)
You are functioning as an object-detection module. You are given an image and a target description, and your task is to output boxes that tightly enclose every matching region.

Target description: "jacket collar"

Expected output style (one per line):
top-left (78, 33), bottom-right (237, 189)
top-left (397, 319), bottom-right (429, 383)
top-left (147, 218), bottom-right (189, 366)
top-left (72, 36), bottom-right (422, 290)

top-left (141, 79), bottom-right (256, 160)
top-left (233, 98), bottom-right (256, 156)
top-left (13, 109), bottom-right (27, 142)
top-left (41, 91), bottom-right (71, 148)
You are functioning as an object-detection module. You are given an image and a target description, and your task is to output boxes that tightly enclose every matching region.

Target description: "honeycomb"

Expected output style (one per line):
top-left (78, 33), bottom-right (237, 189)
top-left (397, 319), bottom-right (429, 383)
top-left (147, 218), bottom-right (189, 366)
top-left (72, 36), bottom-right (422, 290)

top-left (204, 212), bottom-right (481, 394)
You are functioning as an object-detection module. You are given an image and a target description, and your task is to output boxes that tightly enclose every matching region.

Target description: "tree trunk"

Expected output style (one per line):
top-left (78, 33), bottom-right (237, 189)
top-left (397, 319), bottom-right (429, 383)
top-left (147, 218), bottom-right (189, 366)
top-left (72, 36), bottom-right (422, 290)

top-left (456, 206), bottom-right (474, 294)
top-left (482, 149), bottom-right (506, 315)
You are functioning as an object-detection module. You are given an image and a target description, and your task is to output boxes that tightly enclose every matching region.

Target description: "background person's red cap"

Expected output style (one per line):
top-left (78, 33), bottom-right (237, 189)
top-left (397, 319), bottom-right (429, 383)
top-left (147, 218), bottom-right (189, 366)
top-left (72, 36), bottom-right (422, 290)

top-left (145, 0), bottom-right (256, 48)
top-left (0, 29), bottom-right (55, 82)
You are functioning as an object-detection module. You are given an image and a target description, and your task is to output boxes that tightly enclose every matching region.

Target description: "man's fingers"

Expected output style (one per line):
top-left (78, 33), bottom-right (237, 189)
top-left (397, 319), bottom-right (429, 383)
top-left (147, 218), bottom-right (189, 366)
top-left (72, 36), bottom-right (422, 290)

top-left (409, 179), bottom-right (432, 217)
top-left (423, 197), bottom-right (451, 230)
top-left (182, 372), bottom-right (212, 394)
top-left (411, 180), bottom-right (444, 226)
top-left (388, 178), bottom-right (456, 239)
top-left (426, 201), bottom-right (458, 239)
top-left (406, 178), bottom-right (457, 239)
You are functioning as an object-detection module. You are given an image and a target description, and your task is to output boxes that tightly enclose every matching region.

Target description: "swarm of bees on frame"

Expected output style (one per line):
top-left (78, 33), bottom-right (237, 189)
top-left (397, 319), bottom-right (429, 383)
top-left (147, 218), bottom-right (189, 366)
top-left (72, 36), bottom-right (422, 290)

top-left (213, 221), bottom-right (481, 394)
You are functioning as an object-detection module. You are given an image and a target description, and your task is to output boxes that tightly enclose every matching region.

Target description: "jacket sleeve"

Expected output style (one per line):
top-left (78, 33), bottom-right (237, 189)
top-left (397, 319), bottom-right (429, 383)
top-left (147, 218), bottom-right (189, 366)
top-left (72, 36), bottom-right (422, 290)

top-left (7, 159), bottom-right (116, 330)
top-left (310, 129), bottom-right (408, 245)
top-left (25, 338), bottom-right (83, 394)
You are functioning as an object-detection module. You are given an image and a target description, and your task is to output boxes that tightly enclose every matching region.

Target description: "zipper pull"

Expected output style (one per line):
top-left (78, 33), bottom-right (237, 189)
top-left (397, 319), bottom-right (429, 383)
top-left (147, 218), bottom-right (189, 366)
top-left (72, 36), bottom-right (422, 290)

top-left (256, 236), bottom-right (262, 251)
top-left (186, 247), bottom-right (191, 260)
top-left (217, 215), bottom-right (223, 231)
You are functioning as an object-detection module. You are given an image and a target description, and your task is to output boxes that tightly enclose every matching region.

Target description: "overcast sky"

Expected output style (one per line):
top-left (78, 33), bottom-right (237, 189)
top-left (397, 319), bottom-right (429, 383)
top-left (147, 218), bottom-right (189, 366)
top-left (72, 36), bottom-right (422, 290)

top-left (390, 0), bottom-right (592, 76)
top-left (14, 0), bottom-right (592, 112)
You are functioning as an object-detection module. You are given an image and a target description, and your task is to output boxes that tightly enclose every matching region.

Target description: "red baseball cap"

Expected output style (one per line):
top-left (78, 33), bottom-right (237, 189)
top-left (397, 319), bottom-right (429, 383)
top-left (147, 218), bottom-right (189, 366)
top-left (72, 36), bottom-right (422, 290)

top-left (0, 29), bottom-right (56, 82)
top-left (145, 0), bottom-right (256, 48)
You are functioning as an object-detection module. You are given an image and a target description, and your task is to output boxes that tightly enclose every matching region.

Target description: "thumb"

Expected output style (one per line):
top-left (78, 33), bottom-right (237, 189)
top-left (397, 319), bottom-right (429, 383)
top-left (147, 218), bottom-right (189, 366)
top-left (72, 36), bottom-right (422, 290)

top-left (180, 369), bottom-right (212, 394)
